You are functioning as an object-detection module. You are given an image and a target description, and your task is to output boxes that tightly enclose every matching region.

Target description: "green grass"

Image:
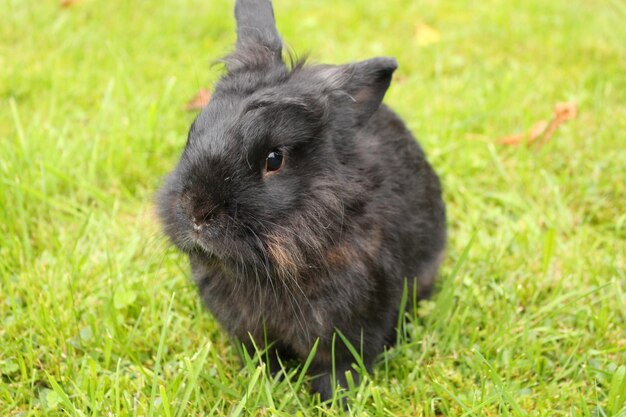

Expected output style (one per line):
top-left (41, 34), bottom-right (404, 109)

top-left (1, 0), bottom-right (625, 415)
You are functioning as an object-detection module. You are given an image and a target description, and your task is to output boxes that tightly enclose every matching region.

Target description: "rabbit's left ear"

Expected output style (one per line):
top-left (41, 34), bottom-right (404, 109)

top-left (234, 0), bottom-right (282, 61)
top-left (322, 57), bottom-right (398, 127)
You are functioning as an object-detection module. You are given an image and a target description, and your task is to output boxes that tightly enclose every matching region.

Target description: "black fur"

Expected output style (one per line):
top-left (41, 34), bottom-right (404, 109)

top-left (157, 0), bottom-right (446, 402)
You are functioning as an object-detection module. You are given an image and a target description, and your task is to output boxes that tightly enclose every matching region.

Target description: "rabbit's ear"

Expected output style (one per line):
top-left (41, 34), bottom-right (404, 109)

top-left (234, 0), bottom-right (282, 59)
top-left (323, 57), bottom-right (398, 127)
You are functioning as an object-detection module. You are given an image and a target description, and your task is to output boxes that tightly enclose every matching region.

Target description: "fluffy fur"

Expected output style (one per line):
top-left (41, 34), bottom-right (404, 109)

top-left (157, 0), bottom-right (446, 401)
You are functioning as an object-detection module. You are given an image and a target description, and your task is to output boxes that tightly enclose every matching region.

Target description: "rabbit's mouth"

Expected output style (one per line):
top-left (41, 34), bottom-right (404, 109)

top-left (186, 226), bottom-right (260, 266)
top-left (189, 232), bottom-right (215, 255)
top-left (187, 230), bottom-right (229, 259)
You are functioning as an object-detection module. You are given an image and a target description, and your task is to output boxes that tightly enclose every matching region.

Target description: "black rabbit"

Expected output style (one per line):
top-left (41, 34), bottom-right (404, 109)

top-left (157, 0), bottom-right (446, 401)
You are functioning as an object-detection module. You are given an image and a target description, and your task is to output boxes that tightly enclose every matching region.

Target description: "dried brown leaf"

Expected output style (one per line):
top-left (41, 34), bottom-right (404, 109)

top-left (185, 89), bottom-right (212, 111)
top-left (497, 133), bottom-right (525, 145)
top-left (528, 120), bottom-right (549, 142)
top-left (554, 102), bottom-right (577, 121)
top-left (497, 102), bottom-right (577, 147)
top-left (60, 0), bottom-right (81, 8)
top-left (536, 102), bottom-right (577, 145)
top-left (415, 23), bottom-right (441, 46)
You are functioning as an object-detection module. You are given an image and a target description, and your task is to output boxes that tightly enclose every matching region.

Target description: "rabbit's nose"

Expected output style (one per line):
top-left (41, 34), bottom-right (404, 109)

top-left (191, 213), bottom-right (213, 230)
top-left (190, 203), bottom-right (217, 229)
top-left (191, 218), bottom-right (206, 231)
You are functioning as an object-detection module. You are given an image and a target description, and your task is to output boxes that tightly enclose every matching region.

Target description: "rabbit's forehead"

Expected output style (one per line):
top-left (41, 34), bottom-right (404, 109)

top-left (188, 84), bottom-right (323, 160)
top-left (190, 97), bottom-right (249, 146)
top-left (188, 120), bottom-right (234, 156)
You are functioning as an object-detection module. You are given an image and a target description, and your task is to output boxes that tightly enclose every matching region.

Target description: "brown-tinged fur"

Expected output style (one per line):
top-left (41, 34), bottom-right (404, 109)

top-left (266, 232), bottom-right (302, 278)
top-left (326, 243), bottom-right (358, 268)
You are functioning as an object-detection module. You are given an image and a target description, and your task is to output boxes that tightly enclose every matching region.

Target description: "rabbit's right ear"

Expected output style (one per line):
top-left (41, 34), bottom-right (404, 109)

top-left (319, 57), bottom-right (398, 127)
top-left (233, 0), bottom-right (283, 65)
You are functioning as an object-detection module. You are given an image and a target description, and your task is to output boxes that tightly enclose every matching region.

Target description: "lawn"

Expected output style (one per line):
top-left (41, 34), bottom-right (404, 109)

top-left (1, 0), bottom-right (625, 415)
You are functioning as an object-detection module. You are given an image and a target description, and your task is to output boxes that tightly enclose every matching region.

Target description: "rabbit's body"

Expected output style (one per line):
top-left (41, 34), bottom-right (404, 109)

top-left (158, 0), bottom-right (445, 401)
top-left (191, 103), bottom-right (444, 349)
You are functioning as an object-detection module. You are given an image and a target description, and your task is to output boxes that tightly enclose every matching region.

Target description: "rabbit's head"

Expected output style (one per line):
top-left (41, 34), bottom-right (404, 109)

top-left (158, 0), bottom-right (397, 279)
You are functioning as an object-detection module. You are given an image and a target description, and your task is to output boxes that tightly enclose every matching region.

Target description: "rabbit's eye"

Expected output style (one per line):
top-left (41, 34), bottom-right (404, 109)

top-left (266, 149), bottom-right (283, 172)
